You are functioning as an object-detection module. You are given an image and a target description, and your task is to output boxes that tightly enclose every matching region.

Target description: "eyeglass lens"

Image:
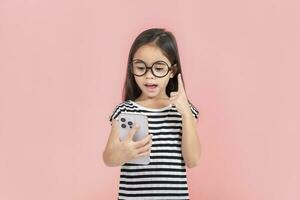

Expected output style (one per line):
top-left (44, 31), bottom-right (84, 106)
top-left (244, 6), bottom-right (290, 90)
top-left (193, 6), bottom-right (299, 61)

top-left (132, 61), bottom-right (169, 77)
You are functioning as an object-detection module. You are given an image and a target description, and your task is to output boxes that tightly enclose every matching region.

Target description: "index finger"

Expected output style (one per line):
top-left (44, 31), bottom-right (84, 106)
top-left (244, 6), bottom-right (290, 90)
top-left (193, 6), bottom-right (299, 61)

top-left (177, 73), bottom-right (184, 93)
top-left (125, 124), bottom-right (140, 141)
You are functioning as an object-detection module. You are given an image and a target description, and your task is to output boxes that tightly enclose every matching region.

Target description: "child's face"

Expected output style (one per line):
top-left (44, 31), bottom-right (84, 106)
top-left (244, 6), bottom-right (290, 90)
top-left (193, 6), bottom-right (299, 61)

top-left (132, 44), bottom-right (175, 100)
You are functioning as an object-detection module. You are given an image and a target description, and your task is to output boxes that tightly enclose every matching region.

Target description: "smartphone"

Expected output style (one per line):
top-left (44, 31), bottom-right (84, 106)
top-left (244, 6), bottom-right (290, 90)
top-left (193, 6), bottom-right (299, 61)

top-left (117, 112), bottom-right (150, 165)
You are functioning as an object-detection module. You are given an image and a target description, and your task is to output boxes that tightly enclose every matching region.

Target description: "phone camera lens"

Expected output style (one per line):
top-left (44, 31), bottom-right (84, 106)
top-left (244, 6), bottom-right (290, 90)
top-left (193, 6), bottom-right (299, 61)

top-left (121, 118), bottom-right (126, 122)
top-left (128, 121), bottom-right (133, 125)
top-left (121, 124), bottom-right (126, 128)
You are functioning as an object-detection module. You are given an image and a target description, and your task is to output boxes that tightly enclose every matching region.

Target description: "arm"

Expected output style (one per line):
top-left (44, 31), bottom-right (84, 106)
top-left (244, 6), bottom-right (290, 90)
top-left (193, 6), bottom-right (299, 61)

top-left (169, 73), bottom-right (201, 168)
top-left (181, 110), bottom-right (201, 168)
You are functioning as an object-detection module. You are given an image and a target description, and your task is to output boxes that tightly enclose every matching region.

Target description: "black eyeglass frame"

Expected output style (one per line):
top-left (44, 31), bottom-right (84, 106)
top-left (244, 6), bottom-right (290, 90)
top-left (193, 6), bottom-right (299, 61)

top-left (130, 59), bottom-right (175, 78)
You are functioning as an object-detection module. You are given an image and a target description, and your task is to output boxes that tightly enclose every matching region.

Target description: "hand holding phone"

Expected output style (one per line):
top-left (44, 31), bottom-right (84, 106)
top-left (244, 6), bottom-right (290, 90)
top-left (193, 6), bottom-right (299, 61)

top-left (117, 113), bottom-right (151, 165)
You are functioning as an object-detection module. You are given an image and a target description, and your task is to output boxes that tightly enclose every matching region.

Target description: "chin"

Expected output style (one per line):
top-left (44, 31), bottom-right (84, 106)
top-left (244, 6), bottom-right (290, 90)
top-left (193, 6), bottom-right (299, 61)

top-left (142, 91), bottom-right (159, 98)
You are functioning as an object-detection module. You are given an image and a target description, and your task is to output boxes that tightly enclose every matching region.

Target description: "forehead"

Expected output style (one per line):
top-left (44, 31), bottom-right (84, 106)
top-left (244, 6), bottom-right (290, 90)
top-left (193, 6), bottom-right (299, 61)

top-left (133, 44), bottom-right (170, 64)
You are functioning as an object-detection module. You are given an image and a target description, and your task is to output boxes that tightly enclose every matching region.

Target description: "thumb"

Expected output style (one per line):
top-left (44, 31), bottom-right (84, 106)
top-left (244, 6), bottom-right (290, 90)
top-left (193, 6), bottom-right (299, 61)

top-left (126, 123), bottom-right (140, 141)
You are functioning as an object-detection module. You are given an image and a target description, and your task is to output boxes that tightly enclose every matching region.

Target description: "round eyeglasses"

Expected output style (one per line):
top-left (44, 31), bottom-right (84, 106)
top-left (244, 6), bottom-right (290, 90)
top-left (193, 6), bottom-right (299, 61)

top-left (131, 59), bottom-right (174, 78)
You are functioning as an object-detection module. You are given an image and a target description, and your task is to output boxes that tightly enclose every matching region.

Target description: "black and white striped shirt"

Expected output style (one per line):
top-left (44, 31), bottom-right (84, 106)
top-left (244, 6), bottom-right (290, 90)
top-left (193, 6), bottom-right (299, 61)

top-left (109, 100), bottom-right (199, 200)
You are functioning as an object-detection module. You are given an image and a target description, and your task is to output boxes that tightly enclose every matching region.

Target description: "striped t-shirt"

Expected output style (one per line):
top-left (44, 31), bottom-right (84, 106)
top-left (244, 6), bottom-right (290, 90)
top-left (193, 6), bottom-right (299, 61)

top-left (109, 99), bottom-right (199, 200)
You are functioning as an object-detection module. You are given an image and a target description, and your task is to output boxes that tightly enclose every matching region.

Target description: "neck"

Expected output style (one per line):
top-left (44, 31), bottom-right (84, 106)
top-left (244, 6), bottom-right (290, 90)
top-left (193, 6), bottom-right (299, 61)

top-left (136, 95), bottom-right (169, 102)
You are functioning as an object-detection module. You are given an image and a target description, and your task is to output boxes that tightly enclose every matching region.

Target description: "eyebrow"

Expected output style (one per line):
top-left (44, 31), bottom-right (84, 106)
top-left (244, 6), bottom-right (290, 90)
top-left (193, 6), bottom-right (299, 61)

top-left (133, 59), bottom-right (168, 65)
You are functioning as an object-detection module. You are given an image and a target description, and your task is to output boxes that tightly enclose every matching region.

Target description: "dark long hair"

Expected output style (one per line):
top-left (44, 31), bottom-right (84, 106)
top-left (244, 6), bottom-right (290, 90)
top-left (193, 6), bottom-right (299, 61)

top-left (122, 28), bottom-right (186, 101)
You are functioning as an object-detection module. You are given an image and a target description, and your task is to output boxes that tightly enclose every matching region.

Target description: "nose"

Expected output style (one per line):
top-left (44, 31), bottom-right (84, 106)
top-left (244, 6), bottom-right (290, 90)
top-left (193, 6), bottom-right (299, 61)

top-left (145, 68), bottom-right (155, 78)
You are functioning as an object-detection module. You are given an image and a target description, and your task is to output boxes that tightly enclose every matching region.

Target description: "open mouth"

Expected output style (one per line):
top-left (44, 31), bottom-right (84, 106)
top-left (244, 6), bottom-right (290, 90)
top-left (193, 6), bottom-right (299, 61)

top-left (144, 83), bottom-right (158, 89)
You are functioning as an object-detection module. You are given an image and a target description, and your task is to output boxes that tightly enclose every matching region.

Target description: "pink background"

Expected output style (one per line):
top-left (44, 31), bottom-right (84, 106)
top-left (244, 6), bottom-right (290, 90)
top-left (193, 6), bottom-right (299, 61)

top-left (0, 0), bottom-right (299, 199)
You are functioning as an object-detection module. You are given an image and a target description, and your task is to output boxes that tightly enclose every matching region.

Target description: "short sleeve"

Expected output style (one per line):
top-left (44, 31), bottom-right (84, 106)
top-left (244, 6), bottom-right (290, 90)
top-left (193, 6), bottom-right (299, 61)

top-left (189, 102), bottom-right (200, 119)
top-left (108, 104), bottom-right (122, 126)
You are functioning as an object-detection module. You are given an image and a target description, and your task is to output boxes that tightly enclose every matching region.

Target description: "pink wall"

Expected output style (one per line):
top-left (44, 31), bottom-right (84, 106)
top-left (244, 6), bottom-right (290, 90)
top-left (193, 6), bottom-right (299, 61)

top-left (0, 0), bottom-right (299, 199)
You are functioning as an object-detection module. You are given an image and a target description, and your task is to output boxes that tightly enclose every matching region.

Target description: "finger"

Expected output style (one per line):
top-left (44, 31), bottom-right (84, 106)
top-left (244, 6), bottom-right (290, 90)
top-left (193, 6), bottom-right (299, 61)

top-left (134, 134), bottom-right (152, 149)
top-left (170, 95), bottom-right (178, 102)
top-left (177, 73), bottom-right (184, 93)
top-left (136, 142), bottom-right (152, 157)
top-left (170, 96), bottom-right (176, 100)
top-left (136, 139), bottom-right (152, 154)
top-left (170, 92), bottom-right (177, 97)
top-left (126, 124), bottom-right (140, 141)
top-left (135, 148), bottom-right (151, 158)
top-left (134, 134), bottom-right (152, 148)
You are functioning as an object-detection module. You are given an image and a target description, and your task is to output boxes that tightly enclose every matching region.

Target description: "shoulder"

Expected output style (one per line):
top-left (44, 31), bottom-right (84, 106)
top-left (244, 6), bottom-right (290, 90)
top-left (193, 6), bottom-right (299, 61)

top-left (188, 100), bottom-right (200, 119)
top-left (108, 100), bottom-right (132, 122)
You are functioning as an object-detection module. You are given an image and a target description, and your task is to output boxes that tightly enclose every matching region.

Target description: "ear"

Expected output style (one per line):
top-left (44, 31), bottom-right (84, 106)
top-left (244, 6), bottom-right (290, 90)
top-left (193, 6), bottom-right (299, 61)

top-left (170, 64), bottom-right (178, 78)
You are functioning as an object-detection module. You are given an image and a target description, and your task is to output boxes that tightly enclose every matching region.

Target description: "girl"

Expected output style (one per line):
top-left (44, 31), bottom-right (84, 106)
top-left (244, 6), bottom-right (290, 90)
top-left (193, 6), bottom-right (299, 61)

top-left (103, 28), bottom-right (201, 200)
